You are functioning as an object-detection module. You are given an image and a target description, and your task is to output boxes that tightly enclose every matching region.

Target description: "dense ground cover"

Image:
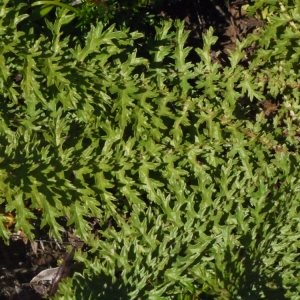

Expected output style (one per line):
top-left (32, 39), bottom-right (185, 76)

top-left (1, 0), bottom-right (300, 299)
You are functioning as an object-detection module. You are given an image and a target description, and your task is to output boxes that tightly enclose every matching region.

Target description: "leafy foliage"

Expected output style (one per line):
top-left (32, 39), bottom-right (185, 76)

top-left (30, 0), bottom-right (164, 28)
top-left (1, 0), bottom-right (300, 298)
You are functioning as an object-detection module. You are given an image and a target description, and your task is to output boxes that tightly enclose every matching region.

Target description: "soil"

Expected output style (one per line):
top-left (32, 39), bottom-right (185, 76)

top-left (1, 0), bottom-right (265, 298)
top-left (0, 226), bottom-right (83, 299)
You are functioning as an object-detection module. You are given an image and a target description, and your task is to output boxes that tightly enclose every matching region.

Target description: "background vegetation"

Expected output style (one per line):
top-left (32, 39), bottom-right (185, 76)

top-left (1, 0), bottom-right (300, 299)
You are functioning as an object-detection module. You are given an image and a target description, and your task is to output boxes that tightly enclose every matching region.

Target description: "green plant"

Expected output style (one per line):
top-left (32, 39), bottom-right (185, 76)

top-left (30, 0), bottom-right (163, 27)
top-left (1, 0), bottom-right (300, 298)
top-left (30, 0), bottom-right (77, 20)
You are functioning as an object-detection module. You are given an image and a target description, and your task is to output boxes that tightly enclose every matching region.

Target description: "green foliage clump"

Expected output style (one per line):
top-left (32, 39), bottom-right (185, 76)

top-left (1, 0), bottom-right (300, 298)
top-left (30, 0), bottom-right (163, 27)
